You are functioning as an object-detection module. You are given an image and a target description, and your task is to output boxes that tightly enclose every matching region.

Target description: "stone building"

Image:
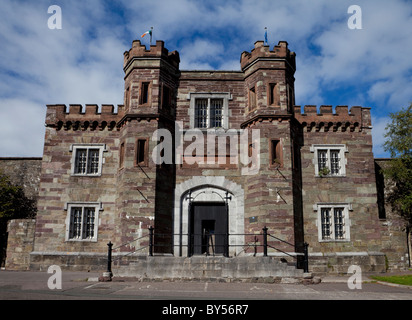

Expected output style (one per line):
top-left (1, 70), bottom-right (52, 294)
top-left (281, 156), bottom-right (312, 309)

top-left (27, 39), bottom-right (410, 276)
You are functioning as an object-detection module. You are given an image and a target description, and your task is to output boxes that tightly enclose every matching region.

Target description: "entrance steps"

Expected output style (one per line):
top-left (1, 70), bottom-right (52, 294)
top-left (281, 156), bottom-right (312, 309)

top-left (109, 255), bottom-right (306, 281)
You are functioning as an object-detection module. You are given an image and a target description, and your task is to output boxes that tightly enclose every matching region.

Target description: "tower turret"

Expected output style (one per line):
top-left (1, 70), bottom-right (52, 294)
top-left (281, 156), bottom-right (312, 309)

top-left (241, 41), bottom-right (296, 118)
top-left (123, 40), bottom-right (180, 116)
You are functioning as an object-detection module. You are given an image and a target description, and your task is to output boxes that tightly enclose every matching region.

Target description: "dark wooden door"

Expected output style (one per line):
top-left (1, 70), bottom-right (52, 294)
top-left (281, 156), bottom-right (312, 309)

top-left (189, 202), bottom-right (228, 256)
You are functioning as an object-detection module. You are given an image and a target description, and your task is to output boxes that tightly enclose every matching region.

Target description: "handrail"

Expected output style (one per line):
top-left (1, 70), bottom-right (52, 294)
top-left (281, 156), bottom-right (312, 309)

top-left (112, 234), bottom-right (149, 251)
top-left (105, 226), bottom-right (309, 278)
top-left (268, 233), bottom-right (294, 248)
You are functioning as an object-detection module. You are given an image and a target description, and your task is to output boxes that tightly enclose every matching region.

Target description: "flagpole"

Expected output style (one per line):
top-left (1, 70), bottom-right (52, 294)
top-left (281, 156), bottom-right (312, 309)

top-left (264, 27), bottom-right (268, 45)
top-left (150, 27), bottom-right (153, 46)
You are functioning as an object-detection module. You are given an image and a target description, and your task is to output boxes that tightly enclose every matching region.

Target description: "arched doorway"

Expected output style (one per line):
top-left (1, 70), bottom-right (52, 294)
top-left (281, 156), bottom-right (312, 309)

top-left (173, 176), bottom-right (244, 257)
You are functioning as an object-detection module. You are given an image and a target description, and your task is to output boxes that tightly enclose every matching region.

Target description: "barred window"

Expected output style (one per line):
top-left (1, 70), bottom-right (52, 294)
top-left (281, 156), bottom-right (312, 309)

top-left (71, 144), bottom-right (106, 176)
top-left (66, 203), bottom-right (100, 241)
top-left (334, 207), bottom-right (345, 239)
top-left (194, 98), bottom-right (223, 129)
top-left (210, 99), bottom-right (223, 128)
top-left (189, 93), bottom-right (231, 129)
top-left (316, 204), bottom-right (351, 241)
top-left (311, 145), bottom-right (347, 177)
top-left (195, 98), bottom-right (208, 128)
top-left (317, 150), bottom-right (328, 172)
top-left (330, 150), bottom-right (341, 175)
top-left (321, 208), bottom-right (332, 240)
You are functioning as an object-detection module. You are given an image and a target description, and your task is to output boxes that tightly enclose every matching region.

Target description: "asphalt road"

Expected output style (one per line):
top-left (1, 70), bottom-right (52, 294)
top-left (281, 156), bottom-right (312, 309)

top-left (0, 270), bottom-right (411, 301)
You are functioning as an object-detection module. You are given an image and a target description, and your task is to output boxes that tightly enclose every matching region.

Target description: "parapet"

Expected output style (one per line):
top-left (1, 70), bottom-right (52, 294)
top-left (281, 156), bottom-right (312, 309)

top-left (45, 104), bottom-right (125, 131)
top-left (123, 40), bottom-right (180, 70)
top-left (240, 40), bottom-right (296, 71)
top-left (294, 105), bottom-right (372, 132)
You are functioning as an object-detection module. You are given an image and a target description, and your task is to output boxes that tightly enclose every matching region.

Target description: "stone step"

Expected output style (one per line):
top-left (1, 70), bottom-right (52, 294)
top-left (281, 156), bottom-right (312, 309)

top-left (110, 255), bottom-right (305, 280)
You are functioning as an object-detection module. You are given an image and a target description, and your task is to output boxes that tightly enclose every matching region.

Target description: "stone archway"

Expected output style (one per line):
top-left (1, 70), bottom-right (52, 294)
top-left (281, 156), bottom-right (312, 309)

top-left (173, 176), bottom-right (244, 257)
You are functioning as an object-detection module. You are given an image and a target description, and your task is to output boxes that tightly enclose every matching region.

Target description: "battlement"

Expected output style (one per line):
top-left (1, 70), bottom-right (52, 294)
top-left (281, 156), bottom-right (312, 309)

top-left (123, 40), bottom-right (180, 70)
top-left (240, 40), bottom-right (296, 71)
top-left (294, 105), bottom-right (372, 132)
top-left (45, 104), bottom-right (125, 131)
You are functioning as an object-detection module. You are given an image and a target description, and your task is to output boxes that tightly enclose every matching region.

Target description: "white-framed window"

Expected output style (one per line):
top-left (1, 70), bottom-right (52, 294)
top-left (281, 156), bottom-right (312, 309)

top-left (314, 203), bottom-right (352, 242)
top-left (70, 144), bottom-right (107, 176)
top-left (65, 202), bottom-right (102, 241)
top-left (188, 93), bottom-right (231, 129)
top-left (310, 144), bottom-right (347, 176)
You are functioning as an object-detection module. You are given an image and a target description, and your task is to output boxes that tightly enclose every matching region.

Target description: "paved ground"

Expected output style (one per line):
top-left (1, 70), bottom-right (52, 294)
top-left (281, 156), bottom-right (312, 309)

top-left (0, 269), bottom-right (411, 301)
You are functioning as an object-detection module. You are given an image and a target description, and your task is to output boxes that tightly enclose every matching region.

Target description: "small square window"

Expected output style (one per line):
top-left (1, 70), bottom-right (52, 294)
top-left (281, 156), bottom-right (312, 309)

top-left (311, 144), bottom-right (347, 177)
top-left (188, 93), bottom-right (231, 129)
top-left (316, 203), bottom-right (351, 242)
top-left (71, 144), bottom-right (106, 176)
top-left (66, 203), bottom-right (101, 241)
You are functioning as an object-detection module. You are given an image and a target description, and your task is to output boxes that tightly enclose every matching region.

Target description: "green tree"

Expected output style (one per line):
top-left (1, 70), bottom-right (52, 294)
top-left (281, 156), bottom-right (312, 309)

top-left (0, 171), bottom-right (37, 220)
top-left (0, 170), bottom-right (37, 266)
top-left (383, 104), bottom-right (412, 267)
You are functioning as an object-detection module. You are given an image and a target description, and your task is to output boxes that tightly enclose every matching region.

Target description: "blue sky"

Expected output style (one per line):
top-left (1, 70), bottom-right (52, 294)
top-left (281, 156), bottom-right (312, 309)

top-left (0, 0), bottom-right (411, 157)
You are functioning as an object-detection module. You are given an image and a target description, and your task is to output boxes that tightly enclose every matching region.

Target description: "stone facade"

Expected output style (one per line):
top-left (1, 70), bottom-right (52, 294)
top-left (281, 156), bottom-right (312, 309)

top-left (26, 39), bottom-right (409, 275)
top-left (5, 219), bottom-right (36, 270)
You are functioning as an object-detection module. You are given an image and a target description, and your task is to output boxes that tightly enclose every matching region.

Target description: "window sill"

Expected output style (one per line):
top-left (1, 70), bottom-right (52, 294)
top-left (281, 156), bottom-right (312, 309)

top-left (315, 175), bottom-right (346, 178)
top-left (319, 239), bottom-right (350, 243)
top-left (66, 239), bottom-right (98, 243)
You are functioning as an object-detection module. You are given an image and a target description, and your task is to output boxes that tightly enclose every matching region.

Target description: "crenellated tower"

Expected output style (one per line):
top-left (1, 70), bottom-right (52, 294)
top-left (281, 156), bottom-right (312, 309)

top-left (122, 40), bottom-right (180, 117)
top-left (241, 40), bottom-right (296, 120)
top-left (118, 40), bottom-right (180, 253)
top-left (239, 41), bottom-right (303, 256)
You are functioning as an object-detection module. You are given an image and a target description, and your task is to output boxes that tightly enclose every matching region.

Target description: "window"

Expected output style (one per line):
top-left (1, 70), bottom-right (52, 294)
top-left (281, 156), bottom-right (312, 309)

top-left (311, 144), bottom-right (347, 176)
top-left (70, 144), bottom-right (106, 176)
top-left (195, 98), bottom-right (208, 128)
top-left (140, 82), bottom-right (150, 105)
top-left (249, 86), bottom-right (256, 110)
top-left (315, 203), bottom-right (351, 241)
top-left (269, 139), bottom-right (282, 167)
top-left (268, 83), bottom-right (279, 105)
top-left (194, 98), bottom-right (223, 128)
top-left (119, 142), bottom-right (125, 168)
top-left (188, 93), bottom-right (231, 129)
top-left (65, 203), bottom-right (101, 241)
top-left (210, 99), bottom-right (223, 128)
top-left (125, 86), bottom-right (130, 108)
top-left (135, 138), bottom-right (149, 166)
top-left (161, 84), bottom-right (172, 109)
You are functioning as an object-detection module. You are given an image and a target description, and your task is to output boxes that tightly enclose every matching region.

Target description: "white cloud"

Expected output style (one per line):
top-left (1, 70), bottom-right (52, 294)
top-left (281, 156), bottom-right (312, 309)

top-left (0, 98), bottom-right (46, 157)
top-left (0, 0), bottom-right (411, 157)
top-left (179, 39), bottom-right (224, 70)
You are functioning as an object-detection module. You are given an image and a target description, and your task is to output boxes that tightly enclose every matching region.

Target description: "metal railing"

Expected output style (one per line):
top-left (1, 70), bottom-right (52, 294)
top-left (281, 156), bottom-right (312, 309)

top-left (106, 226), bottom-right (309, 276)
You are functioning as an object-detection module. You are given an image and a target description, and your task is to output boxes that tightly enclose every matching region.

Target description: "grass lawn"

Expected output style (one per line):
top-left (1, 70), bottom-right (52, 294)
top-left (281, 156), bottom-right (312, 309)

top-left (370, 275), bottom-right (412, 286)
